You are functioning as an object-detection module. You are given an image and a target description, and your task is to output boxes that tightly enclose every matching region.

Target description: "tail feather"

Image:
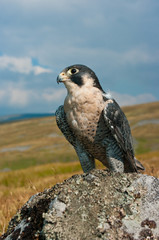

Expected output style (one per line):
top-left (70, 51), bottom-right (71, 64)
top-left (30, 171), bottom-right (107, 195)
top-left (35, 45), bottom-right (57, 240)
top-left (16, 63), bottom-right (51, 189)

top-left (134, 157), bottom-right (145, 171)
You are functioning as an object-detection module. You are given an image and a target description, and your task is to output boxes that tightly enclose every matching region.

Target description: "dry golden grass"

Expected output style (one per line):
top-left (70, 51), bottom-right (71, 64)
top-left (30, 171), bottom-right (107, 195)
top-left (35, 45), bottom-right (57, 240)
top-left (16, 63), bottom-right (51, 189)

top-left (123, 101), bottom-right (159, 125)
top-left (137, 151), bottom-right (159, 178)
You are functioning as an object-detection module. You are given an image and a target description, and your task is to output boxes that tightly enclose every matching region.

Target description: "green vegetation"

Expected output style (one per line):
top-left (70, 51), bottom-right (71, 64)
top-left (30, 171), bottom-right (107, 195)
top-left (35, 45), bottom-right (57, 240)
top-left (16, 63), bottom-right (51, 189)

top-left (0, 162), bottom-right (82, 188)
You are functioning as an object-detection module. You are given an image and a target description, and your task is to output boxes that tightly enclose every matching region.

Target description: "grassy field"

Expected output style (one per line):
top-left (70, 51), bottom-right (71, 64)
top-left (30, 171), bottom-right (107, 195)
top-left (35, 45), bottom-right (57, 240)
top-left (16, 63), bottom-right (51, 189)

top-left (0, 117), bottom-right (78, 171)
top-left (0, 101), bottom-right (159, 235)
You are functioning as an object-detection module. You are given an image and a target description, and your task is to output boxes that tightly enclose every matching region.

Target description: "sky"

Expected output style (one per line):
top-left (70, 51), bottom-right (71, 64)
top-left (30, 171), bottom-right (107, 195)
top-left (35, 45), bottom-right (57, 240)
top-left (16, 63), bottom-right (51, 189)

top-left (0, 0), bottom-right (159, 116)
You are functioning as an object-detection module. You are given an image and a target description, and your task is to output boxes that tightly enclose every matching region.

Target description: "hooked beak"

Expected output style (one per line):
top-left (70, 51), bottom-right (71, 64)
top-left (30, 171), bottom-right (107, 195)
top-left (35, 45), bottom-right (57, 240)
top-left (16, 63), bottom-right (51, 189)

top-left (57, 75), bottom-right (63, 84)
top-left (57, 72), bottom-right (69, 84)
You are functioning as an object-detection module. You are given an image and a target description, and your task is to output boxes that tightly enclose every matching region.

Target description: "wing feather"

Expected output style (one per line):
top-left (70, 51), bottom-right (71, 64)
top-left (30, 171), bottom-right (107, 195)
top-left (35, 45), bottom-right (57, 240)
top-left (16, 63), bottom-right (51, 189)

top-left (55, 105), bottom-right (76, 147)
top-left (103, 99), bottom-right (137, 172)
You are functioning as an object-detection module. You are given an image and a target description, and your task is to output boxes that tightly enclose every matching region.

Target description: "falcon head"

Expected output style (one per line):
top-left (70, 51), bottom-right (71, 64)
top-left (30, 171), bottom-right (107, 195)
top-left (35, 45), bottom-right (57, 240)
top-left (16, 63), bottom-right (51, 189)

top-left (57, 64), bottom-right (104, 93)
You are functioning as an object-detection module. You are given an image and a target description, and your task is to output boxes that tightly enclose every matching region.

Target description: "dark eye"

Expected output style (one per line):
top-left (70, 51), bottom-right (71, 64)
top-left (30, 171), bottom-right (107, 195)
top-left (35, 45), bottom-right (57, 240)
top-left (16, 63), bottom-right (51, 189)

top-left (71, 68), bottom-right (77, 74)
top-left (68, 68), bottom-right (79, 75)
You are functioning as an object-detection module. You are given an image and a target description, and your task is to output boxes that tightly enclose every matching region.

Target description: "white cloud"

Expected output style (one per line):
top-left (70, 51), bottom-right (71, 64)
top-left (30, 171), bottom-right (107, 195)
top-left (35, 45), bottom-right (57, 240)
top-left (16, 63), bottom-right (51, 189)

top-left (0, 82), bottom-right (37, 107)
top-left (33, 66), bottom-right (52, 75)
top-left (42, 88), bottom-right (67, 102)
top-left (0, 55), bottom-right (31, 74)
top-left (0, 55), bottom-right (52, 75)
top-left (8, 88), bottom-right (34, 106)
top-left (0, 84), bottom-right (67, 108)
top-left (110, 91), bottom-right (157, 106)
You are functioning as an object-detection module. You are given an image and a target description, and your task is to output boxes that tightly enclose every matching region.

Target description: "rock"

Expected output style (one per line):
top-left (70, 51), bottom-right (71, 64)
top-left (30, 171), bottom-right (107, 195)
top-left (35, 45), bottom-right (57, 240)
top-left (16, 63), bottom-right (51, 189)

top-left (1, 170), bottom-right (159, 240)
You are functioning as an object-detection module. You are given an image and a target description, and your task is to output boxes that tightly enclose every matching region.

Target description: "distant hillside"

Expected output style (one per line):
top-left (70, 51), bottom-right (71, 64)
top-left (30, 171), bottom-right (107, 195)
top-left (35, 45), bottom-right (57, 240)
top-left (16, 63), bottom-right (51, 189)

top-left (0, 113), bottom-right (54, 124)
top-left (0, 101), bottom-right (158, 171)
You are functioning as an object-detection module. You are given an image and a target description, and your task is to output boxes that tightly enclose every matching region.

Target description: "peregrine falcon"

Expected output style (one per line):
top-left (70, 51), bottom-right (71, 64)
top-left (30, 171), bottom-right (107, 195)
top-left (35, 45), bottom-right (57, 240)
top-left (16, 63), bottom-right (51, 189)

top-left (55, 64), bottom-right (144, 173)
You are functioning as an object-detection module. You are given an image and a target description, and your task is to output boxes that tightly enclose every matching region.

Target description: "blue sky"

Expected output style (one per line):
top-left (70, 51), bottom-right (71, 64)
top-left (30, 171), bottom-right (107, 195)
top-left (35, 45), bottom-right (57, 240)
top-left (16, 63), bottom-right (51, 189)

top-left (0, 0), bottom-right (159, 116)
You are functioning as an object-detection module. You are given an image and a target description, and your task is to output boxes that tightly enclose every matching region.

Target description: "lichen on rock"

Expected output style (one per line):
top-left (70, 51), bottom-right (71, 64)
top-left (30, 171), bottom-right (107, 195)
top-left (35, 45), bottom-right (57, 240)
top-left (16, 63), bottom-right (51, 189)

top-left (1, 170), bottom-right (159, 240)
